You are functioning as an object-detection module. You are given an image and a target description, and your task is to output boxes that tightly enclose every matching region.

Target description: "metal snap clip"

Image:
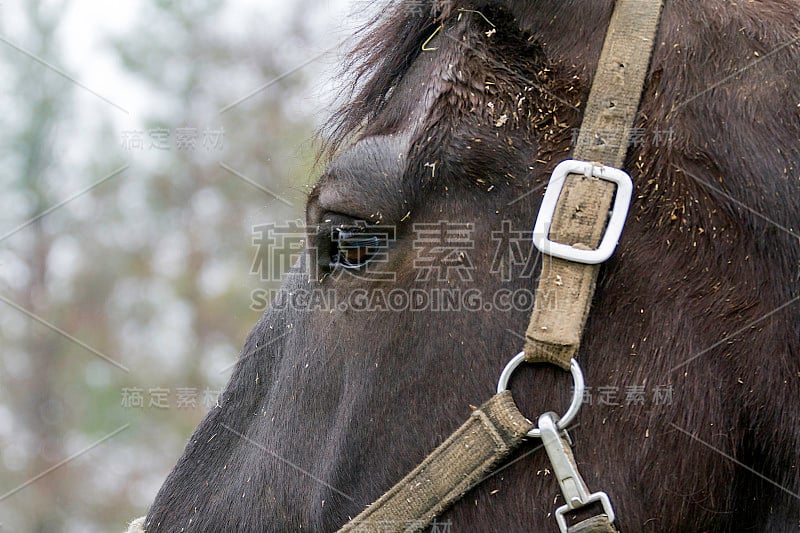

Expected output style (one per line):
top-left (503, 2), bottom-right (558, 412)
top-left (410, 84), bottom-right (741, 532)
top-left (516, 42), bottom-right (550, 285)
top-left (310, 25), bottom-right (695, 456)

top-left (538, 411), bottom-right (616, 533)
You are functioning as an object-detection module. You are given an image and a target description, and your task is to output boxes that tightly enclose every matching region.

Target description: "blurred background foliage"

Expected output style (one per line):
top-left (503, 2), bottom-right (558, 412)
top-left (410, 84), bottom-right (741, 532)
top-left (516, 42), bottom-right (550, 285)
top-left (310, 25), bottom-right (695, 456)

top-left (0, 0), bottom-right (369, 530)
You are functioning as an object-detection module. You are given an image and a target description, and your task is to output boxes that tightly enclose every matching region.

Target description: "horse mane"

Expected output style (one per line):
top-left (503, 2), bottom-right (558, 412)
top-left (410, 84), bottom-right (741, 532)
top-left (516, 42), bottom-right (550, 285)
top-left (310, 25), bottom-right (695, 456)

top-left (322, 1), bottom-right (442, 159)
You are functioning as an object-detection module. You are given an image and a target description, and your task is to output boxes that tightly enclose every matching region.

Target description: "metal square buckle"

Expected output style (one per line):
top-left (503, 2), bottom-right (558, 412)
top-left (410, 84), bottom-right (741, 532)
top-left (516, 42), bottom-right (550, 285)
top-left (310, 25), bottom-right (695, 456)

top-left (532, 159), bottom-right (633, 265)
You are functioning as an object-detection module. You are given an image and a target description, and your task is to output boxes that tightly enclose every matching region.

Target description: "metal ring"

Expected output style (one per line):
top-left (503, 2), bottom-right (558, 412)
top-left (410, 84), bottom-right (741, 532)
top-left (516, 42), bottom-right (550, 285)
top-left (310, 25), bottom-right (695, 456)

top-left (496, 351), bottom-right (585, 438)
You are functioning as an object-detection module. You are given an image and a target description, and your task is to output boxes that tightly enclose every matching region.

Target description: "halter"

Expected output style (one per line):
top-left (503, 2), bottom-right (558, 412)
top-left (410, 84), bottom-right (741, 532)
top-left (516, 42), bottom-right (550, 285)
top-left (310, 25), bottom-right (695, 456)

top-left (340, 1), bottom-right (664, 532)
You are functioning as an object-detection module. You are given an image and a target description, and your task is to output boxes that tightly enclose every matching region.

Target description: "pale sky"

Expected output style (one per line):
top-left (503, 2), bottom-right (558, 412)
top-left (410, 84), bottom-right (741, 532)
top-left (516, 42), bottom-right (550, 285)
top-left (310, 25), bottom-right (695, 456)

top-left (0, 0), bottom-right (369, 131)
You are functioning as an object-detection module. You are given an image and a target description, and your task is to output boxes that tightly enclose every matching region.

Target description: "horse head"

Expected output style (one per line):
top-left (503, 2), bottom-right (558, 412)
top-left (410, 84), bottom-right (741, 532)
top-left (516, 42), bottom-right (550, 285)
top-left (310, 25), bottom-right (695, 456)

top-left (142, 1), bottom-right (800, 531)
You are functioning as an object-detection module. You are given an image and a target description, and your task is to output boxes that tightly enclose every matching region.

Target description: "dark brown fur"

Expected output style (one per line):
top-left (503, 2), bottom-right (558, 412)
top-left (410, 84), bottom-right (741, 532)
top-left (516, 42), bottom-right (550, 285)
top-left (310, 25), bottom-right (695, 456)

top-left (147, 1), bottom-right (800, 531)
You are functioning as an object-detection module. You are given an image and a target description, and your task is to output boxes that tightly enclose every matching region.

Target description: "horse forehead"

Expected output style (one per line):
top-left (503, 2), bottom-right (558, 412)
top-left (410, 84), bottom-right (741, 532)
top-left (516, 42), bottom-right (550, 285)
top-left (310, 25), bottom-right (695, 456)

top-left (364, 28), bottom-right (484, 138)
top-left (315, 136), bottom-right (412, 222)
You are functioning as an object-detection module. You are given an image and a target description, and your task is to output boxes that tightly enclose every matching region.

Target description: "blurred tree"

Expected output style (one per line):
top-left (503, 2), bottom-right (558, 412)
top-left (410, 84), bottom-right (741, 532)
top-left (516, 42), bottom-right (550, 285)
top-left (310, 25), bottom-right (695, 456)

top-left (0, 1), bottom-right (78, 530)
top-left (0, 0), bottom-right (329, 530)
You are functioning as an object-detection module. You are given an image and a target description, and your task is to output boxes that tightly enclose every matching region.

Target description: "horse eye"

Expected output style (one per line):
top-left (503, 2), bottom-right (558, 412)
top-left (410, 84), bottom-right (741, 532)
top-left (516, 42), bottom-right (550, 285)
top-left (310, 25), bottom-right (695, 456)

top-left (309, 212), bottom-right (395, 274)
top-left (331, 226), bottom-right (380, 269)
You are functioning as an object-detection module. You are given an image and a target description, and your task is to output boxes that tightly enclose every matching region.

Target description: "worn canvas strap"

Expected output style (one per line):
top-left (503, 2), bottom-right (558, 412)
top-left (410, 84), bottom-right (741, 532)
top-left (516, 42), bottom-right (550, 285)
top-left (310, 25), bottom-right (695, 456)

top-left (337, 391), bottom-right (533, 532)
top-left (524, 0), bottom-right (663, 370)
top-left (569, 515), bottom-right (619, 533)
